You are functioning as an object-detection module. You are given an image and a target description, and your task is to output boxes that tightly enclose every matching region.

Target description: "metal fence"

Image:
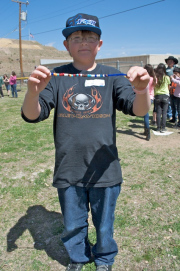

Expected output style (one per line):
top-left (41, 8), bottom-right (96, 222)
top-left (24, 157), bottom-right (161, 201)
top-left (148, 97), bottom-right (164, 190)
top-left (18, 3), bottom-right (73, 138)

top-left (96, 60), bottom-right (144, 73)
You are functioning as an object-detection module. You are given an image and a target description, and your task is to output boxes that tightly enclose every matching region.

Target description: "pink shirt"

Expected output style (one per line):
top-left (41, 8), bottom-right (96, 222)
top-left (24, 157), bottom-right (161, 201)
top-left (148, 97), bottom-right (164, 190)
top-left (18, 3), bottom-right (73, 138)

top-left (148, 77), bottom-right (155, 100)
top-left (171, 76), bottom-right (180, 98)
top-left (9, 75), bottom-right (17, 85)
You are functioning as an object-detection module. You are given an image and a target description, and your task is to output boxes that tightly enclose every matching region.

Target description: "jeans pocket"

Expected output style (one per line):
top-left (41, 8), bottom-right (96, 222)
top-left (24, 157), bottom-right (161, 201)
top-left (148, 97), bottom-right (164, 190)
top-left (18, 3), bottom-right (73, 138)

top-left (162, 97), bottom-right (169, 104)
top-left (155, 98), bottom-right (160, 104)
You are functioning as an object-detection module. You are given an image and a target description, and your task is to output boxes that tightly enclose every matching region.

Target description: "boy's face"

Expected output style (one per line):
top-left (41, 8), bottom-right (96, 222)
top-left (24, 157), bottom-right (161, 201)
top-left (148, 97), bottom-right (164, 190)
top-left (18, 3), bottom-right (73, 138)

top-left (167, 59), bottom-right (175, 68)
top-left (63, 31), bottom-right (103, 65)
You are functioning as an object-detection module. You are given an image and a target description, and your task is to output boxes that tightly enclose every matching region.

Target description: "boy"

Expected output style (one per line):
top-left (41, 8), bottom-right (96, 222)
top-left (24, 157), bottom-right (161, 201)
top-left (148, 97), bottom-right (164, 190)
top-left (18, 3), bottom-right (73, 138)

top-left (165, 55), bottom-right (178, 77)
top-left (21, 13), bottom-right (150, 271)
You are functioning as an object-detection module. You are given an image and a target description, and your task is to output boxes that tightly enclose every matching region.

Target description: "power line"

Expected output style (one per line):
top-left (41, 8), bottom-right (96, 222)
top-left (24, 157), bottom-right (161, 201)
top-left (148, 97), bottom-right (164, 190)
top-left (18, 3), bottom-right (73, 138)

top-left (16, 0), bottom-right (167, 39)
top-left (27, 0), bottom-right (88, 24)
top-left (27, 0), bottom-right (104, 25)
top-left (99, 0), bottom-right (165, 19)
top-left (1, 27), bottom-right (18, 38)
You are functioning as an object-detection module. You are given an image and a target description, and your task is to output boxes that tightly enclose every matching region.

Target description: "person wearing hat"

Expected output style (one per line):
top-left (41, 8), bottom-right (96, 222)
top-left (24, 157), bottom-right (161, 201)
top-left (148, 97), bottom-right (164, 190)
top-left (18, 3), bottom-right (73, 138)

top-left (21, 13), bottom-right (150, 271)
top-left (165, 56), bottom-right (178, 76)
top-left (165, 56), bottom-right (178, 122)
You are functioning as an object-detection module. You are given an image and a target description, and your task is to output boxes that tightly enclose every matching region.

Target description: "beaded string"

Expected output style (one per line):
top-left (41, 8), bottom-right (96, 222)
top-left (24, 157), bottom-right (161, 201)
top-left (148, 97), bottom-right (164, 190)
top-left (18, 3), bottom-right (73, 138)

top-left (51, 72), bottom-right (127, 77)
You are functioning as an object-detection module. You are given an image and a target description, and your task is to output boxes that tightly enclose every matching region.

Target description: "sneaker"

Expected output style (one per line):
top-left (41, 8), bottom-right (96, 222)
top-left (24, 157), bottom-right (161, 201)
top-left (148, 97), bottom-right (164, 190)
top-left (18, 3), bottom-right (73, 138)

top-left (66, 263), bottom-right (84, 271)
top-left (169, 119), bottom-right (176, 123)
top-left (96, 265), bottom-right (112, 271)
top-left (161, 128), bottom-right (167, 133)
top-left (156, 128), bottom-right (161, 132)
top-left (151, 121), bottom-right (157, 126)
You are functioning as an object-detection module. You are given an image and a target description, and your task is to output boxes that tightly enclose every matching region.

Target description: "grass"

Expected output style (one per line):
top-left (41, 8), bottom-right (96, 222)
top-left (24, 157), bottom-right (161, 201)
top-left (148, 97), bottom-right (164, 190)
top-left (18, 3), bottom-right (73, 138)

top-left (0, 88), bottom-right (180, 271)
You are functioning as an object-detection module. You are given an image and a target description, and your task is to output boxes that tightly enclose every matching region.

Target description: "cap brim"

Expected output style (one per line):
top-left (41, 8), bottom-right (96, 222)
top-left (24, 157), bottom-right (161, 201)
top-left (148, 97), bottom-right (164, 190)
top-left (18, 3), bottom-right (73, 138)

top-left (62, 25), bottom-right (102, 38)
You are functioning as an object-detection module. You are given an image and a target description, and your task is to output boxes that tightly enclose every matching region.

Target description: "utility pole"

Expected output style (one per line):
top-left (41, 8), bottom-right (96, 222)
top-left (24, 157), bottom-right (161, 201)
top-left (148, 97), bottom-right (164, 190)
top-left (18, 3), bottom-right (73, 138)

top-left (12, 0), bottom-right (29, 77)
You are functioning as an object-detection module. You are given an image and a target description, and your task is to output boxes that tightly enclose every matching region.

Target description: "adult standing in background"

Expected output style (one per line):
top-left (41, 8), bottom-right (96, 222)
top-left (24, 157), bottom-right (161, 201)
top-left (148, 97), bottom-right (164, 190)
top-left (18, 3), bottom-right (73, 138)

top-left (165, 56), bottom-right (178, 122)
top-left (0, 75), bottom-right (4, 98)
top-left (3, 74), bottom-right (10, 97)
top-left (9, 71), bottom-right (17, 98)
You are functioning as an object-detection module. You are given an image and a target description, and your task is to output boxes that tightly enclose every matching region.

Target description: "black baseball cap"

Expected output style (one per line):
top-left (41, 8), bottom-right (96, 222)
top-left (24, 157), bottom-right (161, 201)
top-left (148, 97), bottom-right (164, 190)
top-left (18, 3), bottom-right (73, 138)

top-left (62, 13), bottom-right (102, 38)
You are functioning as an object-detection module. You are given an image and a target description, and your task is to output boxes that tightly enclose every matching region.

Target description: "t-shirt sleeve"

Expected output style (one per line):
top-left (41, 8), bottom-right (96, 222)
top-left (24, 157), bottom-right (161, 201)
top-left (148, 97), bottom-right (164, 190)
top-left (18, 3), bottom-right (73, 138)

top-left (113, 76), bottom-right (136, 116)
top-left (21, 77), bottom-right (56, 123)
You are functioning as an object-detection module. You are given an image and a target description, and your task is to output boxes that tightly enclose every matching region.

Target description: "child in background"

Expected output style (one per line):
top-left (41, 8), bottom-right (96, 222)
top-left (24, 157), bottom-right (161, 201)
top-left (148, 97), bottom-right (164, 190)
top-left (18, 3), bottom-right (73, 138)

top-left (170, 67), bottom-right (180, 127)
top-left (21, 13), bottom-right (150, 271)
top-left (165, 56), bottom-right (178, 121)
top-left (169, 81), bottom-right (177, 124)
top-left (154, 63), bottom-right (170, 132)
top-left (144, 64), bottom-right (156, 140)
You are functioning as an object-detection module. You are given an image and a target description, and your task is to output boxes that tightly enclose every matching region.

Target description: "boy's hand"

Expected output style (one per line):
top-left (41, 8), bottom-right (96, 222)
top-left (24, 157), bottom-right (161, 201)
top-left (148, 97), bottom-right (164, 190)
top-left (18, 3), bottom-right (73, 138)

top-left (127, 66), bottom-right (150, 91)
top-left (27, 65), bottom-right (51, 97)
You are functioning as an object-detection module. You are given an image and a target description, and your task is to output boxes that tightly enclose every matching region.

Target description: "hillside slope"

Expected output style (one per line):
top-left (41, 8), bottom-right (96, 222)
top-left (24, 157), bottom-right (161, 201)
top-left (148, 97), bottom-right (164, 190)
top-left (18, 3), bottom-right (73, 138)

top-left (0, 38), bottom-right (71, 76)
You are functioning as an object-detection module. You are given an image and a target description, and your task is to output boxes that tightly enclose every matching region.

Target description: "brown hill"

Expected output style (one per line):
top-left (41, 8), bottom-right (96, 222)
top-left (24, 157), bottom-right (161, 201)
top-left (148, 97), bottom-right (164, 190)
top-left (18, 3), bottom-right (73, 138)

top-left (0, 38), bottom-right (71, 76)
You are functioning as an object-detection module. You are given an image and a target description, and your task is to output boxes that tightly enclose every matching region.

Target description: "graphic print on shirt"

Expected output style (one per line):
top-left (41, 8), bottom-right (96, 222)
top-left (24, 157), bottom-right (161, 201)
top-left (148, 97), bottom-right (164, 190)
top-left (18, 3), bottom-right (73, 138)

top-left (62, 85), bottom-right (103, 115)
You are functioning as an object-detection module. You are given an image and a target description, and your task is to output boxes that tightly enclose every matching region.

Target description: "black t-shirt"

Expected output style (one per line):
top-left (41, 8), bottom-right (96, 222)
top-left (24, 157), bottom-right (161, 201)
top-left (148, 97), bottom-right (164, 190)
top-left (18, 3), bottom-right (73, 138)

top-left (22, 63), bottom-right (136, 188)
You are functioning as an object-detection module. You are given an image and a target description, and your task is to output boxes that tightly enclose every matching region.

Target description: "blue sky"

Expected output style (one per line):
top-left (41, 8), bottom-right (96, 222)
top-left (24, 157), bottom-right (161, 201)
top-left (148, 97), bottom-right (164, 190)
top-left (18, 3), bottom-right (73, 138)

top-left (0, 0), bottom-right (179, 59)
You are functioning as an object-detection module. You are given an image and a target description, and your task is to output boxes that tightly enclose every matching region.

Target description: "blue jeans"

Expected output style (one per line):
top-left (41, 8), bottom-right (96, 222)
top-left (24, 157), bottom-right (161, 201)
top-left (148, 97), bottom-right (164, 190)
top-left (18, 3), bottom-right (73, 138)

top-left (170, 95), bottom-right (178, 122)
top-left (144, 99), bottom-right (153, 128)
top-left (11, 84), bottom-right (17, 98)
top-left (174, 96), bottom-right (180, 124)
top-left (57, 184), bottom-right (121, 265)
top-left (144, 112), bottom-right (149, 128)
top-left (167, 102), bottom-right (172, 119)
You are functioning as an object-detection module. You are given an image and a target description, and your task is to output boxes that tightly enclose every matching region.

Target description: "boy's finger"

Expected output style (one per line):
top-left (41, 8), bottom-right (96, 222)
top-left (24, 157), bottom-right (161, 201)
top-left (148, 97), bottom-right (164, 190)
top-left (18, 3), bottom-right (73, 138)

top-left (30, 70), bottom-right (51, 80)
top-left (36, 65), bottom-right (51, 75)
top-left (28, 77), bottom-right (41, 84)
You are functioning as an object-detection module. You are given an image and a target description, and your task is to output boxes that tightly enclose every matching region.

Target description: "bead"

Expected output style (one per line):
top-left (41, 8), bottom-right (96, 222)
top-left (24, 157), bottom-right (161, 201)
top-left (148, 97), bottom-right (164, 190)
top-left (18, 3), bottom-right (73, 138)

top-left (51, 72), bottom-right (127, 77)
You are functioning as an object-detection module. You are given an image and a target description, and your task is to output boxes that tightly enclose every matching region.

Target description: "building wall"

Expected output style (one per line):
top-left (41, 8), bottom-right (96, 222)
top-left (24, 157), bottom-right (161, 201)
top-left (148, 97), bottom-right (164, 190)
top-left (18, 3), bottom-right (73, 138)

top-left (41, 54), bottom-right (180, 73)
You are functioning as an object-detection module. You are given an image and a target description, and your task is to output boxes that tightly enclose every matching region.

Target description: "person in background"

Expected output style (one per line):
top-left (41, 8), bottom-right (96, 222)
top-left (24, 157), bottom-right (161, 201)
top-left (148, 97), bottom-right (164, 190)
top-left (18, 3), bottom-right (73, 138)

top-left (9, 71), bottom-right (17, 98)
top-left (143, 64), bottom-right (156, 140)
top-left (169, 80), bottom-right (177, 124)
top-left (170, 67), bottom-right (180, 127)
top-left (0, 75), bottom-right (4, 98)
top-left (154, 63), bottom-right (171, 132)
top-left (165, 56), bottom-right (178, 121)
top-left (3, 74), bottom-right (10, 97)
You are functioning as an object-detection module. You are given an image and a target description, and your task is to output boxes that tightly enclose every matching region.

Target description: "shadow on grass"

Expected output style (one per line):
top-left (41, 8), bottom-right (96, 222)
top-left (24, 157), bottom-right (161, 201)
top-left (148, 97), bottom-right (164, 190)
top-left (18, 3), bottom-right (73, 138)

top-left (6, 205), bottom-right (69, 266)
top-left (117, 117), bottom-right (178, 139)
top-left (116, 118), bottom-right (145, 140)
top-left (116, 128), bottom-right (146, 140)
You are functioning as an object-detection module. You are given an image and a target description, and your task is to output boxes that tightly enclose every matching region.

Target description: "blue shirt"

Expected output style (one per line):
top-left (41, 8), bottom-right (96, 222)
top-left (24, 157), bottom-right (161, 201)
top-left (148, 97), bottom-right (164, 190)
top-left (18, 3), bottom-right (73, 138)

top-left (166, 66), bottom-right (175, 76)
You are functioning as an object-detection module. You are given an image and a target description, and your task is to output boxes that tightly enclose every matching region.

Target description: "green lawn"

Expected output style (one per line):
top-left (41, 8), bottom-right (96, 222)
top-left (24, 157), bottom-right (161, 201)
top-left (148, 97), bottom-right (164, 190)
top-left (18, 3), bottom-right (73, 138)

top-left (0, 87), bottom-right (179, 271)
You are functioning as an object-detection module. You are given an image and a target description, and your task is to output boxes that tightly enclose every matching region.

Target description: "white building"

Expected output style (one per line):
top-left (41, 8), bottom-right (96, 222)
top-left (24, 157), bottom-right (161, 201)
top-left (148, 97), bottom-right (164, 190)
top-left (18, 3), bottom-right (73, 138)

top-left (40, 54), bottom-right (180, 73)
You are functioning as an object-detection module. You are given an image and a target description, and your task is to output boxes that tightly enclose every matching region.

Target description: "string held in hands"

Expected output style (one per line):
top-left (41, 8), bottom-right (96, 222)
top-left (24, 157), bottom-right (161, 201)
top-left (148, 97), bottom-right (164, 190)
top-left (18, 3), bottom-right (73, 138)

top-left (51, 72), bottom-right (127, 78)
